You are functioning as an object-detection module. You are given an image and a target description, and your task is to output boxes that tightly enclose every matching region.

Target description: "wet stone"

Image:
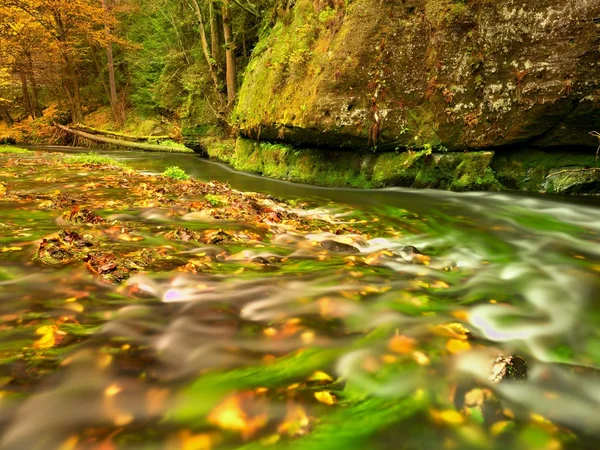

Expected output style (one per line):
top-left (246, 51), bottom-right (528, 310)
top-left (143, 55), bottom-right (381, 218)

top-left (320, 239), bottom-right (360, 253)
top-left (489, 355), bottom-right (528, 383)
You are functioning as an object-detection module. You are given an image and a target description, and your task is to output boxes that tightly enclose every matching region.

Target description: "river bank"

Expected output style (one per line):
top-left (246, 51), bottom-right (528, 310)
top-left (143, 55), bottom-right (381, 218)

top-left (186, 135), bottom-right (600, 194)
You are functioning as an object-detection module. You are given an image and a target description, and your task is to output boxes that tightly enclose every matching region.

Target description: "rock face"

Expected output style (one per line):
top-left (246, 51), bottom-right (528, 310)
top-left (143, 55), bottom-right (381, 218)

top-left (234, 0), bottom-right (600, 151)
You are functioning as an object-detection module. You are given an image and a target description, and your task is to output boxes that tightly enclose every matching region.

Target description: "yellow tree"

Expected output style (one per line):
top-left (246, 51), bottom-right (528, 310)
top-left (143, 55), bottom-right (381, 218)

top-left (1, 0), bottom-right (110, 123)
top-left (0, 5), bottom-right (47, 119)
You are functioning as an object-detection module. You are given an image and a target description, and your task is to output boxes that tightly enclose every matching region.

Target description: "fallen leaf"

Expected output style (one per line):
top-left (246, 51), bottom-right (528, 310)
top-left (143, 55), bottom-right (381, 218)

top-left (446, 339), bottom-right (471, 354)
top-left (388, 333), bottom-right (416, 354)
top-left (314, 391), bottom-right (336, 405)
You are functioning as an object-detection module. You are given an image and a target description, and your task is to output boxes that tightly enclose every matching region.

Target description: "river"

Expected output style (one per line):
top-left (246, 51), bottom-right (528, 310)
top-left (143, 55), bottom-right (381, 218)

top-left (1, 146), bottom-right (599, 450)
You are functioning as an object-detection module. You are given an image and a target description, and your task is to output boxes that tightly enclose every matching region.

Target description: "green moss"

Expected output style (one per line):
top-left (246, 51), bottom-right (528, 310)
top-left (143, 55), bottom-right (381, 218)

top-left (450, 152), bottom-right (502, 191)
top-left (205, 138), bottom-right (506, 191)
top-left (492, 148), bottom-right (598, 192)
top-left (0, 146), bottom-right (31, 154)
top-left (162, 166), bottom-right (189, 180)
top-left (234, 0), bottom-right (349, 133)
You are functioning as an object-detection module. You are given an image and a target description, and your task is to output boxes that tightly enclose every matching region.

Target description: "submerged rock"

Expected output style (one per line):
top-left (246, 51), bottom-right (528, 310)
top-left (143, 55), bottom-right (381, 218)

top-left (489, 355), bottom-right (528, 383)
top-left (321, 239), bottom-right (360, 253)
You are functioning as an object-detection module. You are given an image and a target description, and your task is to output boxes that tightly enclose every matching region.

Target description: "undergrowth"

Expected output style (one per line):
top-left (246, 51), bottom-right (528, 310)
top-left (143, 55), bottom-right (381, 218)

top-left (163, 165), bottom-right (189, 180)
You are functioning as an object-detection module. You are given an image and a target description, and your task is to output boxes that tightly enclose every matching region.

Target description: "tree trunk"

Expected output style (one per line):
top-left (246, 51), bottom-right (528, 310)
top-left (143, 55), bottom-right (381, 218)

top-left (56, 124), bottom-right (191, 152)
top-left (222, 0), bottom-right (236, 105)
top-left (0, 105), bottom-right (13, 126)
top-left (61, 78), bottom-right (77, 123)
top-left (61, 52), bottom-right (83, 123)
top-left (19, 70), bottom-right (33, 118)
top-left (27, 55), bottom-right (41, 118)
top-left (190, 0), bottom-right (225, 105)
top-left (102, 0), bottom-right (122, 125)
top-left (89, 42), bottom-right (112, 102)
top-left (209, 2), bottom-right (221, 67)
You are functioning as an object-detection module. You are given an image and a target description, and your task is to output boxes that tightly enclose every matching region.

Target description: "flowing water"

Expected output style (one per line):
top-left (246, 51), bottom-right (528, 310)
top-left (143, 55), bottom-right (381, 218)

top-left (1, 147), bottom-right (600, 450)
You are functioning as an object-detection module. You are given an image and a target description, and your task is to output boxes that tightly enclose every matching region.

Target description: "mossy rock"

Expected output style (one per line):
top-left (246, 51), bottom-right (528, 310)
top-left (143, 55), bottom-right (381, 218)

top-left (544, 166), bottom-right (600, 194)
top-left (235, 0), bottom-right (600, 151)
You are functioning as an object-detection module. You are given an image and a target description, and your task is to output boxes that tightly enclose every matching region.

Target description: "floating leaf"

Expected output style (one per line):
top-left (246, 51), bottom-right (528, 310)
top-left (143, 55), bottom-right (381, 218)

top-left (314, 391), bottom-right (336, 405)
top-left (307, 371), bottom-right (333, 383)
top-left (430, 409), bottom-right (464, 426)
top-left (33, 325), bottom-right (59, 349)
top-left (208, 393), bottom-right (268, 439)
top-left (446, 339), bottom-right (471, 354)
top-left (388, 333), bottom-right (416, 354)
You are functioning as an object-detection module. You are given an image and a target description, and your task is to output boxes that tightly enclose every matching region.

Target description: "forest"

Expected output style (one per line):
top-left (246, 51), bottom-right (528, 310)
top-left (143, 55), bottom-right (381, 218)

top-left (0, 0), bottom-right (276, 139)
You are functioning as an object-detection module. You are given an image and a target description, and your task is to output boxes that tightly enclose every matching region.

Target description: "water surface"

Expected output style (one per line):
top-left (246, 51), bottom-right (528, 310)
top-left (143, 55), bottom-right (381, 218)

top-left (1, 147), bottom-right (599, 450)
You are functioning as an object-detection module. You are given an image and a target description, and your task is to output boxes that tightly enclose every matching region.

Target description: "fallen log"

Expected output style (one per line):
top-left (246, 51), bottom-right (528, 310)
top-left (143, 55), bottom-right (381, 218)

top-left (71, 124), bottom-right (172, 143)
top-left (56, 124), bottom-right (193, 153)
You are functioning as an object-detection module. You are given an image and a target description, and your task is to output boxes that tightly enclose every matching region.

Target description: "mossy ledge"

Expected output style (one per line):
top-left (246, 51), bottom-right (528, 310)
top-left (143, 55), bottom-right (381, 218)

top-left (193, 137), bottom-right (600, 194)
top-left (197, 137), bottom-right (500, 191)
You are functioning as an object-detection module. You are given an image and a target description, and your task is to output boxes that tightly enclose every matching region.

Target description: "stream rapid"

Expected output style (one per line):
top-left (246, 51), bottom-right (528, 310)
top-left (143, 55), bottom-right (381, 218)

top-left (1, 147), bottom-right (600, 450)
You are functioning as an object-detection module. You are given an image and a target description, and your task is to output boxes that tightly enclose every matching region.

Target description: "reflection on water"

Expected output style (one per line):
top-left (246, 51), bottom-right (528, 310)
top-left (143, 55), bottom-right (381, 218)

top-left (1, 148), bottom-right (600, 449)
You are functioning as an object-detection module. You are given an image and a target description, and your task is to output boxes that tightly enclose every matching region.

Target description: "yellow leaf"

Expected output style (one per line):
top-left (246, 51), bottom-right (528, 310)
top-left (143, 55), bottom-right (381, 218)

top-left (263, 327), bottom-right (277, 337)
top-left (33, 325), bottom-right (58, 349)
top-left (430, 409), bottom-right (464, 426)
top-left (208, 393), bottom-right (268, 439)
top-left (381, 354), bottom-right (398, 364)
top-left (0, 246), bottom-right (22, 252)
top-left (118, 233), bottom-right (144, 242)
top-left (432, 323), bottom-right (470, 340)
top-left (179, 430), bottom-right (212, 450)
top-left (104, 383), bottom-right (122, 397)
top-left (446, 338), bottom-right (471, 354)
top-left (451, 310), bottom-right (470, 321)
top-left (64, 302), bottom-right (84, 312)
top-left (314, 391), bottom-right (336, 405)
top-left (301, 331), bottom-right (315, 344)
top-left (490, 420), bottom-right (513, 436)
top-left (412, 351), bottom-right (430, 365)
top-left (57, 436), bottom-right (79, 450)
top-left (307, 371), bottom-right (333, 383)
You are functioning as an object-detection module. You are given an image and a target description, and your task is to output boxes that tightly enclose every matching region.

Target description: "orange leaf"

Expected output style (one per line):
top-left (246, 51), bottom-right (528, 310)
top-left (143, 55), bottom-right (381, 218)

top-left (388, 333), bottom-right (416, 354)
top-left (208, 393), bottom-right (268, 439)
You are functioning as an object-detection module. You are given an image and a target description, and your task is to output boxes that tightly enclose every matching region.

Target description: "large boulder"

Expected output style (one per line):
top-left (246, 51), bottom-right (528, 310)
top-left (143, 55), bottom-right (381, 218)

top-left (234, 0), bottom-right (600, 151)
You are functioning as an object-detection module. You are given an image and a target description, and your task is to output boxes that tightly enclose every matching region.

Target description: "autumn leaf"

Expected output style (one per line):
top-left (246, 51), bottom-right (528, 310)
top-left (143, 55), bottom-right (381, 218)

top-left (388, 333), bottom-right (416, 354)
top-left (307, 371), bottom-right (333, 383)
top-left (430, 409), bottom-right (465, 426)
top-left (33, 325), bottom-right (60, 349)
top-left (314, 391), bottom-right (336, 405)
top-left (446, 339), bottom-right (471, 354)
top-left (208, 392), bottom-right (268, 439)
top-left (432, 322), bottom-right (470, 340)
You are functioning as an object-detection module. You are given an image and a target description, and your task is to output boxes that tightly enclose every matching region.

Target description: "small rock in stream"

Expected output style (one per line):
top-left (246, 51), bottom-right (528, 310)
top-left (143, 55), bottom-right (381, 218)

top-left (489, 354), bottom-right (528, 383)
top-left (320, 239), bottom-right (360, 253)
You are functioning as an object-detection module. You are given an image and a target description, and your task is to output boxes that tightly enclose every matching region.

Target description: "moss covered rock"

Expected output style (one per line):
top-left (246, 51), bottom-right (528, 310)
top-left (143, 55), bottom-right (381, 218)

top-left (234, 0), bottom-right (600, 151)
top-left (204, 137), bottom-right (503, 190)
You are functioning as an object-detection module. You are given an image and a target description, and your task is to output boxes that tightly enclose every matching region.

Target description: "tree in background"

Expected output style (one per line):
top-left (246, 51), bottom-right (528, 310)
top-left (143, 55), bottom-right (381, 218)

top-left (0, 0), bottom-right (121, 123)
top-left (0, 0), bottom-right (284, 131)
